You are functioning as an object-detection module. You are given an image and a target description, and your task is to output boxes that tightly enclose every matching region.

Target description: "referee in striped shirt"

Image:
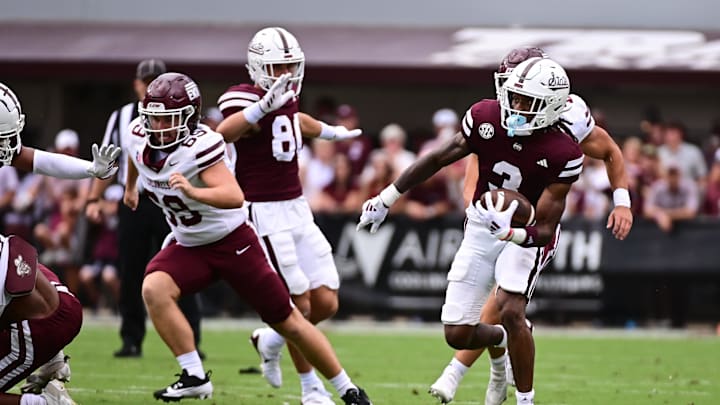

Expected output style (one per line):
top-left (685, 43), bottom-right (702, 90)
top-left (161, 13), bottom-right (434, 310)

top-left (85, 59), bottom-right (203, 358)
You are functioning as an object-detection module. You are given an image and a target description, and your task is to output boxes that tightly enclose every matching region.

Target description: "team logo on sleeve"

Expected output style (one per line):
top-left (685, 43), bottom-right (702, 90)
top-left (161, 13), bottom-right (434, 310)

top-left (478, 123), bottom-right (494, 139)
top-left (14, 255), bottom-right (31, 277)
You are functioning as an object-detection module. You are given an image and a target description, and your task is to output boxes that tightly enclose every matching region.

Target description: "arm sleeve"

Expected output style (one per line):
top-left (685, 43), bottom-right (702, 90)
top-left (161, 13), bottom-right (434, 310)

top-left (32, 149), bottom-right (93, 179)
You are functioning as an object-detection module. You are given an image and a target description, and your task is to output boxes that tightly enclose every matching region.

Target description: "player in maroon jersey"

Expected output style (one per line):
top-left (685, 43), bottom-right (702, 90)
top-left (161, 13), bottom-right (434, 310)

top-left (216, 27), bottom-right (365, 405)
top-left (431, 47), bottom-right (634, 405)
top-left (0, 81), bottom-right (121, 405)
top-left (358, 57), bottom-right (581, 405)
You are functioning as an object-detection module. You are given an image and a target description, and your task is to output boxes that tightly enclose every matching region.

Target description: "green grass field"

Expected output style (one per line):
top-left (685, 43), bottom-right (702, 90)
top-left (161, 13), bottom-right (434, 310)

top-left (36, 321), bottom-right (719, 404)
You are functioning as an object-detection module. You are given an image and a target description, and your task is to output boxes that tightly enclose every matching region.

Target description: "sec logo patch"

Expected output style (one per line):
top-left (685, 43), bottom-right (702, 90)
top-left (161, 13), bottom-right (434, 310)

top-left (478, 123), bottom-right (494, 139)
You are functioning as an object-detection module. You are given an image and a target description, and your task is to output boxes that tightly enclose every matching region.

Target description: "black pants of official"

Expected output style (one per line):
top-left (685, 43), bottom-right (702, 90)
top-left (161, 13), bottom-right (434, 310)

top-left (117, 195), bottom-right (202, 350)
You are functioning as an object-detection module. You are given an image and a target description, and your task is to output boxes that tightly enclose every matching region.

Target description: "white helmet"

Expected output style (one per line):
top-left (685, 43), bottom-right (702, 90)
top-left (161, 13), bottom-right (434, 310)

top-left (0, 82), bottom-right (25, 165)
top-left (499, 57), bottom-right (570, 136)
top-left (246, 27), bottom-right (305, 95)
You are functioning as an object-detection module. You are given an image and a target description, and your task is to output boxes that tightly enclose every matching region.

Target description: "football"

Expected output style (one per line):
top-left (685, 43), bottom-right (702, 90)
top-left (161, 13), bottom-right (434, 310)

top-left (478, 189), bottom-right (536, 227)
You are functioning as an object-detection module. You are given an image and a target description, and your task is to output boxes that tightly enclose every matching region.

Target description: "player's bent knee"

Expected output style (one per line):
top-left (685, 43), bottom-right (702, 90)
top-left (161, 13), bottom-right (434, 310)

top-left (309, 288), bottom-right (338, 323)
top-left (142, 272), bottom-right (179, 306)
top-left (444, 324), bottom-right (473, 350)
top-left (271, 308), bottom-right (307, 342)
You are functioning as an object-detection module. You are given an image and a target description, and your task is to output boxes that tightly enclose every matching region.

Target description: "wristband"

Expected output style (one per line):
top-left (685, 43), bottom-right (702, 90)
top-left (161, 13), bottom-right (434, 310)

top-left (243, 102), bottom-right (265, 125)
top-left (379, 184), bottom-right (402, 207)
top-left (318, 122), bottom-right (336, 140)
top-left (503, 226), bottom-right (540, 246)
top-left (612, 188), bottom-right (631, 208)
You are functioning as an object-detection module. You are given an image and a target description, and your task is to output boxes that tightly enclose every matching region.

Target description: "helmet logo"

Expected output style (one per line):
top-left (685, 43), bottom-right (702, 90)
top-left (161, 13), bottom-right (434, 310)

top-left (185, 82), bottom-right (200, 101)
top-left (478, 123), bottom-right (495, 139)
top-left (249, 42), bottom-right (265, 55)
top-left (146, 102), bottom-right (165, 110)
top-left (546, 72), bottom-right (569, 89)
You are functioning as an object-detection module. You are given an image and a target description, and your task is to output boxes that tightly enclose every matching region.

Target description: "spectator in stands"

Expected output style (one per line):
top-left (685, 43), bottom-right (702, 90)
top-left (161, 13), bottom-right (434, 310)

top-left (639, 106), bottom-right (664, 146)
top-left (334, 104), bottom-right (372, 178)
top-left (621, 136), bottom-right (644, 216)
top-left (359, 151), bottom-right (404, 214)
top-left (301, 139), bottom-right (336, 201)
top-left (644, 165), bottom-right (700, 233)
top-left (657, 122), bottom-right (707, 184)
top-left (369, 123), bottom-right (415, 177)
top-left (569, 156), bottom-right (611, 221)
top-left (703, 150), bottom-right (720, 217)
top-left (79, 183), bottom-right (122, 312)
top-left (32, 129), bottom-right (90, 292)
top-left (418, 109), bottom-right (466, 211)
top-left (311, 154), bottom-right (362, 213)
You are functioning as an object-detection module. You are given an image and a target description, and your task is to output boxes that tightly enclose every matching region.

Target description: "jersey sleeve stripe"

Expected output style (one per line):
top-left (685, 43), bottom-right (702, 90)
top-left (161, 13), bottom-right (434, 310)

top-left (559, 166), bottom-right (583, 178)
top-left (218, 99), bottom-right (255, 111)
top-left (217, 91), bottom-right (260, 104)
top-left (195, 140), bottom-right (225, 160)
top-left (461, 111), bottom-right (473, 136)
top-left (565, 156), bottom-right (584, 168)
top-left (197, 150), bottom-right (225, 169)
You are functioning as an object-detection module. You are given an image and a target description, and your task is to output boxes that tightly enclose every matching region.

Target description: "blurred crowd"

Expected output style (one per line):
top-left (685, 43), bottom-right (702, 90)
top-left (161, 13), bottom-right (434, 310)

top-left (1, 103), bottom-right (718, 313)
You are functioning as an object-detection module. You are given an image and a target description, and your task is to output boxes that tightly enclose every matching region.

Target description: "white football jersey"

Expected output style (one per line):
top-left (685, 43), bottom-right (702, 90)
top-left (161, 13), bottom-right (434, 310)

top-left (560, 94), bottom-right (596, 144)
top-left (126, 118), bottom-right (246, 247)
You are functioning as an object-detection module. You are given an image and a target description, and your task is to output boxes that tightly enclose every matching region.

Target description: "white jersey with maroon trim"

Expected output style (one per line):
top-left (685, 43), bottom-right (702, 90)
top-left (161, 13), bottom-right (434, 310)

top-left (559, 94), bottom-right (596, 144)
top-left (126, 118), bottom-right (246, 247)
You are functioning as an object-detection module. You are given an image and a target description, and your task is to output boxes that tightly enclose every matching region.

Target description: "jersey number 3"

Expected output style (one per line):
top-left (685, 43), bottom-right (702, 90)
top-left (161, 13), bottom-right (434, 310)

top-left (489, 161), bottom-right (522, 191)
top-left (271, 113), bottom-right (302, 162)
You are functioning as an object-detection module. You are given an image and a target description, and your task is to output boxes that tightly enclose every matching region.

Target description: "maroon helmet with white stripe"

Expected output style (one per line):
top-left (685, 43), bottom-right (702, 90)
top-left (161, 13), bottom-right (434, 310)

top-left (499, 57), bottom-right (570, 135)
top-left (246, 27), bottom-right (305, 95)
top-left (139, 73), bottom-right (202, 149)
top-left (494, 47), bottom-right (547, 98)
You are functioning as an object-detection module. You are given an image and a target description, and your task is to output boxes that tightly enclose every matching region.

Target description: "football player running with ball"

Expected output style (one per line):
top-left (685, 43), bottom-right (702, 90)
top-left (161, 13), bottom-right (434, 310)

top-left (216, 27), bottom-right (364, 405)
top-left (358, 57), bottom-right (583, 405)
top-left (126, 72), bottom-right (371, 404)
top-left (430, 47), bottom-right (633, 405)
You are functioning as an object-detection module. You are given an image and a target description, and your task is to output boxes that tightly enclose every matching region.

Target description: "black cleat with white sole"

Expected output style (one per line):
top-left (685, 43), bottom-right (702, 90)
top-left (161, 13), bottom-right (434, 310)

top-left (154, 369), bottom-right (213, 402)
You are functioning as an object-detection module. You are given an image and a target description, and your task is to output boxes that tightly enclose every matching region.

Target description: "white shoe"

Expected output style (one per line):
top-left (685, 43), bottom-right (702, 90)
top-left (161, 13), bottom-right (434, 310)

top-left (250, 327), bottom-right (283, 388)
top-left (22, 351), bottom-right (71, 394)
top-left (41, 380), bottom-right (77, 405)
top-left (429, 366), bottom-right (461, 404)
top-left (485, 369), bottom-right (508, 405)
top-left (302, 385), bottom-right (335, 405)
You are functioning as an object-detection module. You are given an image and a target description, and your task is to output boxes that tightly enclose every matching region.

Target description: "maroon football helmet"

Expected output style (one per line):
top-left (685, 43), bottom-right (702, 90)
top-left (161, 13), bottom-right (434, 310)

top-left (494, 47), bottom-right (547, 98)
top-left (139, 72), bottom-right (202, 149)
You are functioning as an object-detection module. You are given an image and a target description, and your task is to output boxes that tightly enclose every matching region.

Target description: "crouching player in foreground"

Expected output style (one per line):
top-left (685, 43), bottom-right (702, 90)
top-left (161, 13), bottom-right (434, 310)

top-left (0, 81), bottom-right (122, 405)
top-left (125, 72), bottom-right (372, 404)
top-left (0, 234), bottom-right (81, 405)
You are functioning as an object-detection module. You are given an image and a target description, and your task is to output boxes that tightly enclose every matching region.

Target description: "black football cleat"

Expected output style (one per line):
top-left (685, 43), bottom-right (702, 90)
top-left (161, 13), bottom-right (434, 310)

top-left (154, 369), bottom-right (213, 402)
top-left (341, 387), bottom-right (372, 405)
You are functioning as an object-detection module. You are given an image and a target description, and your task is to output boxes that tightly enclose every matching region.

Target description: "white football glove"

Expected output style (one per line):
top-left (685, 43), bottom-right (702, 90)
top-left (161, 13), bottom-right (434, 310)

top-left (258, 73), bottom-right (296, 114)
top-left (87, 143), bottom-right (121, 179)
top-left (475, 192), bottom-right (518, 241)
top-left (357, 196), bottom-right (389, 234)
top-left (320, 124), bottom-right (363, 141)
